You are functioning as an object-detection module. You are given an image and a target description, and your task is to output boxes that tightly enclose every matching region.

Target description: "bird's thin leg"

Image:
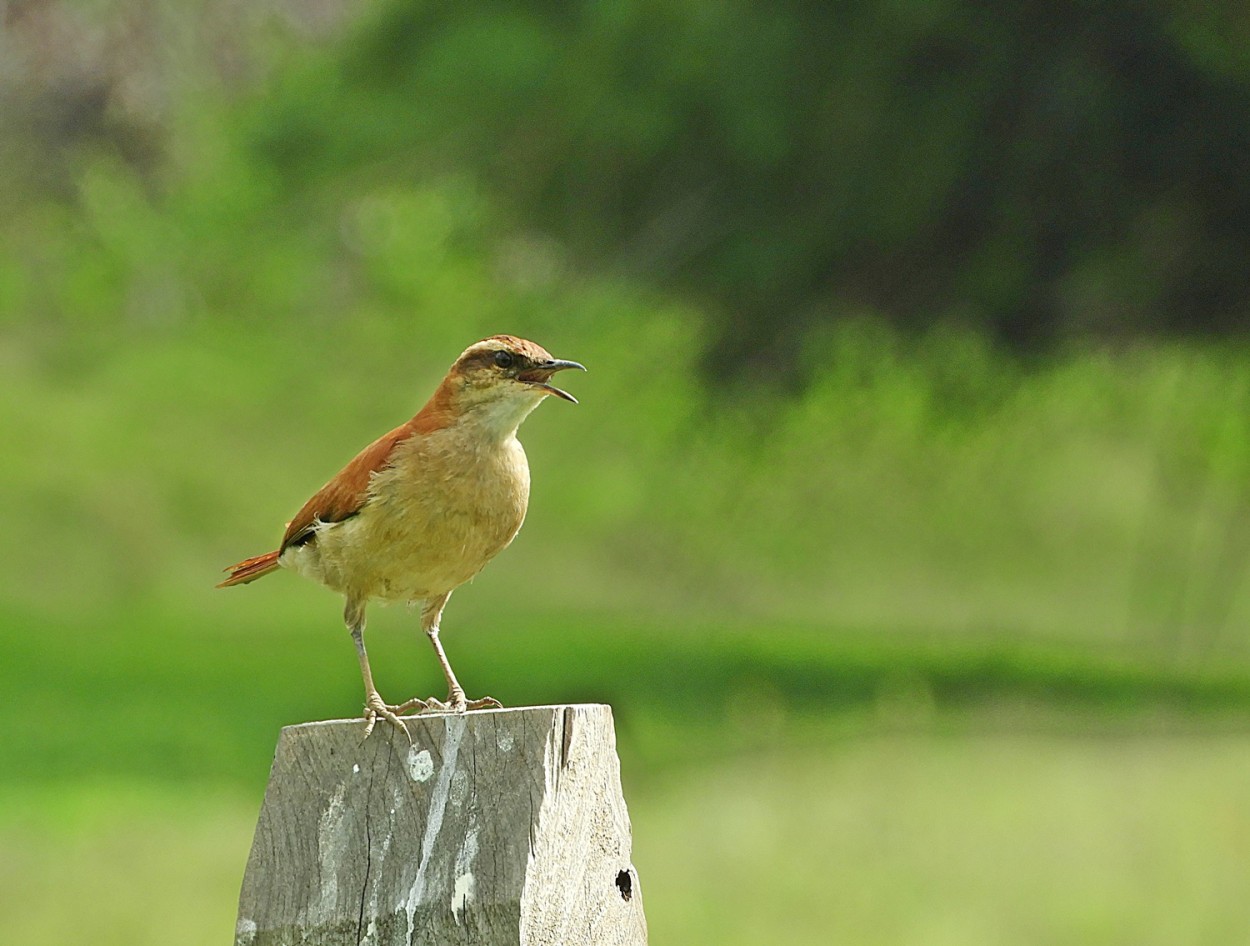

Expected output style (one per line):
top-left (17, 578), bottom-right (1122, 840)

top-left (346, 599), bottom-right (410, 741)
top-left (393, 592), bottom-right (502, 715)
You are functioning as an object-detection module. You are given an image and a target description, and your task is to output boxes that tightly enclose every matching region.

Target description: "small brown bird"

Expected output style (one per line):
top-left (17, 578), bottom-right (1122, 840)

top-left (218, 335), bottom-right (584, 735)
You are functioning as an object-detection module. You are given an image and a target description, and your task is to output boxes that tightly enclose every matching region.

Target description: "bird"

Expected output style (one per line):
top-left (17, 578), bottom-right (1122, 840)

top-left (217, 335), bottom-right (585, 736)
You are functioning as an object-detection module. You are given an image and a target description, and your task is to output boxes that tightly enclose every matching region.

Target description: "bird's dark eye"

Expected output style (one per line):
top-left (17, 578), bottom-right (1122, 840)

top-left (493, 350), bottom-right (515, 369)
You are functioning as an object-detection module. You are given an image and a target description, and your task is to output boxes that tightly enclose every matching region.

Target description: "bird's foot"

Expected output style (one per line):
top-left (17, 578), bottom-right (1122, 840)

top-left (361, 691), bottom-right (415, 741)
top-left (393, 693), bottom-right (503, 715)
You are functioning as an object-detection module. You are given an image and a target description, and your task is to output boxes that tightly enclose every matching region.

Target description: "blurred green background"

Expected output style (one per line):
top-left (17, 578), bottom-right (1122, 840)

top-left (5, 1), bottom-right (1250, 942)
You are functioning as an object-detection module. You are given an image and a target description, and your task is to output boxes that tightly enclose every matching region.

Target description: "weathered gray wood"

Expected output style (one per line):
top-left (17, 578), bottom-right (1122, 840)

top-left (235, 705), bottom-right (646, 946)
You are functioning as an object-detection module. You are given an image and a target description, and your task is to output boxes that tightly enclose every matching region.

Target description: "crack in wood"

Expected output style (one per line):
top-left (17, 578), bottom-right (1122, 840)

top-left (559, 707), bottom-right (575, 772)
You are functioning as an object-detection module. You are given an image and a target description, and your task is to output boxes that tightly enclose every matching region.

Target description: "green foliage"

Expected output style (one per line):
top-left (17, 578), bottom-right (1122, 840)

top-left (10, 1), bottom-right (1250, 364)
top-left (218, 0), bottom-right (1250, 367)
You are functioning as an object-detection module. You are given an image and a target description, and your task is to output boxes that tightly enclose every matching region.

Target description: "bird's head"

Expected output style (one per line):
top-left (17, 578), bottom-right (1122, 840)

top-left (436, 335), bottom-right (586, 436)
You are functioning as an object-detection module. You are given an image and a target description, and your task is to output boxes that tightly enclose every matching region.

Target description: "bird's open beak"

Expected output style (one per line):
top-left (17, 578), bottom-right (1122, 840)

top-left (519, 359), bottom-right (586, 403)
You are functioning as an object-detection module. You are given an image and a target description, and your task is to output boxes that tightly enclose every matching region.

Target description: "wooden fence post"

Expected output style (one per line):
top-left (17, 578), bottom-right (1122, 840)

top-left (234, 704), bottom-right (647, 946)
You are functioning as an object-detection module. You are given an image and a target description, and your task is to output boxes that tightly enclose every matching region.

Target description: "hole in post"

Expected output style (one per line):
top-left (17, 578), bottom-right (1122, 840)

top-left (615, 869), bottom-right (633, 901)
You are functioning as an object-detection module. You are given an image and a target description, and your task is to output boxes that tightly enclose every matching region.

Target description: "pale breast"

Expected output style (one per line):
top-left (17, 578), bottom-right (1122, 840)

top-left (291, 432), bottom-right (531, 602)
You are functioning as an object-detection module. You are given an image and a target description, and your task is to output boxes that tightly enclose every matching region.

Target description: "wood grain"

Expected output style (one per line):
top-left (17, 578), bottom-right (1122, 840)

top-left (235, 705), bottom-right (646, 946)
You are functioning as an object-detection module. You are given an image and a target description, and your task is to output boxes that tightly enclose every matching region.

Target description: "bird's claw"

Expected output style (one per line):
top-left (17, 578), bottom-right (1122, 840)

top-left (393, 694), bottom-right (503, 715)
top-left (361, 693), bottom-right (414, 742)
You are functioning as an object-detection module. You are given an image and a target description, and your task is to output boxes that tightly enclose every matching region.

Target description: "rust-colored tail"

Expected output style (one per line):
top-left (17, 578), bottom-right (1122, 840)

top-left (217, 550), bottom-right (282, 588)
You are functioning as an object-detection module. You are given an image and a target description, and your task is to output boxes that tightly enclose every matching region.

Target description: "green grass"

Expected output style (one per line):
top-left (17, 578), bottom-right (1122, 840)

top-left (6, 597), bottom-right (1250, 795)
top-left (6, 734), bottom-right (1250, 946)
top-left (0, 786), bottom-right (253, 946)
top-left (637, 734), bottom-right (1250, 945)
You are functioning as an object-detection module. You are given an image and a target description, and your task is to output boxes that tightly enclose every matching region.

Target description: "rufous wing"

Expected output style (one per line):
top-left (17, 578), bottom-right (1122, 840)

top-left (218, 371), bottom-right (456, 587)
top-left (279, 421), bottom-right (419, 551)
